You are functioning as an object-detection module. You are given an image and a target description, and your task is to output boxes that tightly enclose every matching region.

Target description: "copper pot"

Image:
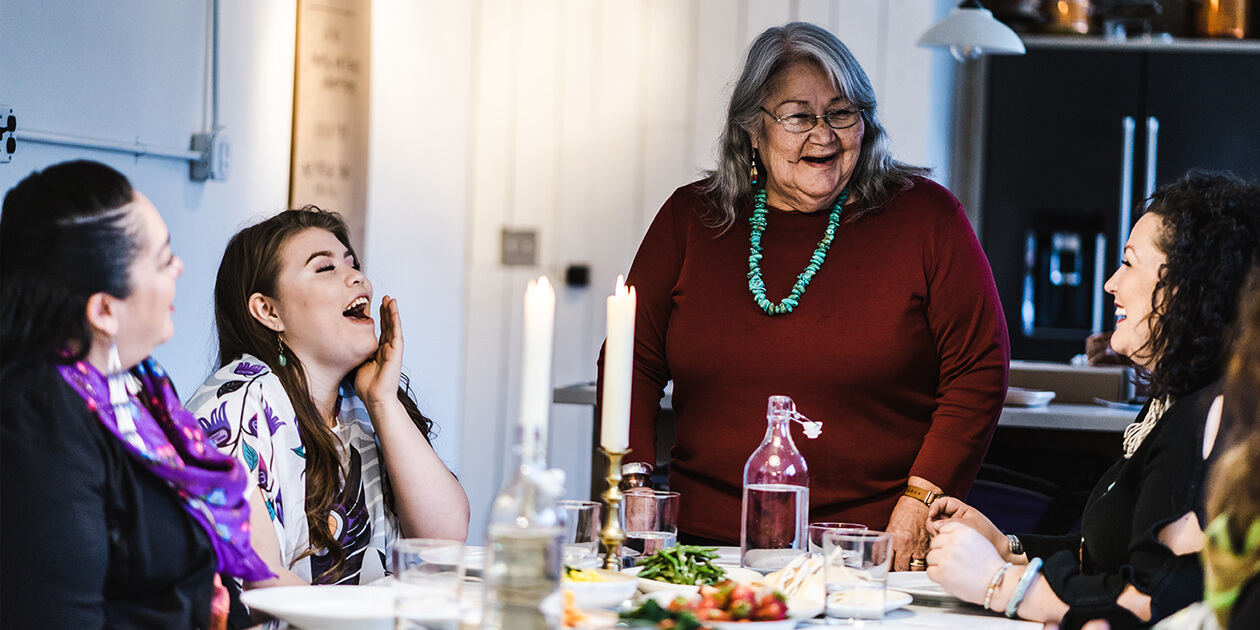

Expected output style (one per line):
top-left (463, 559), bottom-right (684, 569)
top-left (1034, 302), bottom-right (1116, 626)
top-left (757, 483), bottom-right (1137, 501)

top-left (1197, 0), bottom-right (1249, 38)
top-left (1043, 0), bottom-right (1092, 34)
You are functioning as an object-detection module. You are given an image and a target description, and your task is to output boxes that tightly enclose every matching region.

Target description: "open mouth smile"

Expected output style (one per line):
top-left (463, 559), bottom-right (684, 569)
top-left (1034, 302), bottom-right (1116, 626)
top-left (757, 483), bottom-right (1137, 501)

top-left (343, 296), bottom-right (372, 321)
top-left (800, 153), bottom-right (837, 166)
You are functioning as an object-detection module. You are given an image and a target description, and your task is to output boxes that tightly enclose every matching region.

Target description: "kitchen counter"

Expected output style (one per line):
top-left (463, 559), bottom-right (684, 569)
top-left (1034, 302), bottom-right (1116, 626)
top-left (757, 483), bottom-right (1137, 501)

top-left (553, 382), bottom-right (1136, 433)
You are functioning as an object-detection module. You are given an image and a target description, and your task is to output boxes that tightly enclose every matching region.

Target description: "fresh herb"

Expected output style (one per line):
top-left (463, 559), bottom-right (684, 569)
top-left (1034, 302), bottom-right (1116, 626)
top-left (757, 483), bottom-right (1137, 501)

top-left (636, 545), bottom-right (727, 585)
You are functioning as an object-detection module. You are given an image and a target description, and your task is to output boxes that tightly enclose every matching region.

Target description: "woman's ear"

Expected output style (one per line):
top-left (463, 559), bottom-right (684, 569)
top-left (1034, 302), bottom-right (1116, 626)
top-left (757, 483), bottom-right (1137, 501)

top-left (248, 293), bottom-right (285, 333)
top-left (85, 293), bottom-right (121, 337)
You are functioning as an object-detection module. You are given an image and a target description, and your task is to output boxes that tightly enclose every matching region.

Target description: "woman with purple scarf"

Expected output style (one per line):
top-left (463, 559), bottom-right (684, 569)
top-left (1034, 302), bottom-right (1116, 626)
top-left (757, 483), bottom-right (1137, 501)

top-left (0, 160), bottom-right (271, 629)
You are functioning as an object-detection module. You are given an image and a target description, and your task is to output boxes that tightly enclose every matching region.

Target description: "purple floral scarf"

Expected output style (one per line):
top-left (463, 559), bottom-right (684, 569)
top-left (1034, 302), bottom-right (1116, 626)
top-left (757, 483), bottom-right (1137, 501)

top-left (57, 357), bottom-right (273, 581)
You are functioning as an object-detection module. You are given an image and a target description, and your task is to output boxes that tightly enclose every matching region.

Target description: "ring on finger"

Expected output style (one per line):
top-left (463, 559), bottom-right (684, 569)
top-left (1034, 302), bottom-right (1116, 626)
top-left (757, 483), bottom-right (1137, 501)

top-left (909, 558), bottom-right (927, 569)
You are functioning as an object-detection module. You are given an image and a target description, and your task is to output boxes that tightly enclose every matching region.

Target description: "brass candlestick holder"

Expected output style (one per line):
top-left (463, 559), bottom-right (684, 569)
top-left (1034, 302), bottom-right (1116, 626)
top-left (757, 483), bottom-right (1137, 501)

top-left (599, 447), bottom-right (628, 570)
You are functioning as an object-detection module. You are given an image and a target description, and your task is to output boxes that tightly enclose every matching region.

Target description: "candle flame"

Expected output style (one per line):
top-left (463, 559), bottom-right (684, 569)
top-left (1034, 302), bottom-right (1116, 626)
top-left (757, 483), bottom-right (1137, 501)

top-left (615, 274), bottom-right (627, 296)
top-left (532, 276), bottom-right (552, 292)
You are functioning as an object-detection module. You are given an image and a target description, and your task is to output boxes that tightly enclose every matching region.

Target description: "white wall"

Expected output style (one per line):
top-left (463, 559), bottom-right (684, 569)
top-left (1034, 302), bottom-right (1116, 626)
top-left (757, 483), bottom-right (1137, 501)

top-left (1, 0), bottom-right (957, 543)
top-left (0, 0), bottom-right (297, 394)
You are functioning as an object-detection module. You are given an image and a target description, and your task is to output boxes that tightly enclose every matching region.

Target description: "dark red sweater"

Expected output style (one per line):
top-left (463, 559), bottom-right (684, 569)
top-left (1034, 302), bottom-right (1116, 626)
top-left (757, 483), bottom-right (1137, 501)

top-left (601, 178), bottom-right (1009, 543)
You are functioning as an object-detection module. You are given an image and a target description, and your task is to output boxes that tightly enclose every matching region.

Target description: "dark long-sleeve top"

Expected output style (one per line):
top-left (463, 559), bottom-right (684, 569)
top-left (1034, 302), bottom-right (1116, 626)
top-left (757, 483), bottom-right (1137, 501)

top-left (1020, 381), bottom-right (1223, 628)
top-left (1, 359), bottom-right (217, 629)
top-left (603, 178), bottom-right (1009, 541)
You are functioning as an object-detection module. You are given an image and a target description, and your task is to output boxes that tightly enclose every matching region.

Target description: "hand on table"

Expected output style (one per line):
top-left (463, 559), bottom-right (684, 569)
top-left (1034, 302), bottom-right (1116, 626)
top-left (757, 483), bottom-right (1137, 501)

top-left (887, 495), bottom-right (932, 572)
top-left (925, 520), bottom-right (1007, 606)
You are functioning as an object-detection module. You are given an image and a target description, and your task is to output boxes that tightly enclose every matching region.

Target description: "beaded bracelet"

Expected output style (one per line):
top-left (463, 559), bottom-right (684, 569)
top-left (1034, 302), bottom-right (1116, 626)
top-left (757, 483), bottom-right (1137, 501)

top-left (1004, 557), bottom-right (1043, 619)
top-left (984, 562), bottom-right (1013, 610)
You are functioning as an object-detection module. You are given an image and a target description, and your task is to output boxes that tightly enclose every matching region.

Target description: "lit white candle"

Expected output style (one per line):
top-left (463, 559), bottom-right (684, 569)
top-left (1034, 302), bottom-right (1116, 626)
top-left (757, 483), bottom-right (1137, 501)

top-left (520, 276), bottom-right (555, 461)
top-left (600, 275), bottom-right (636, 451)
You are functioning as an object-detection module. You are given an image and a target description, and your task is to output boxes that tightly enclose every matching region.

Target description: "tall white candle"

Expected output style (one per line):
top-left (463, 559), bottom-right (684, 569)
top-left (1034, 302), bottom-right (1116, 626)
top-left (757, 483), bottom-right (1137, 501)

top-left (520, 276), bottom-right (555, 462)
top-left (600, 275), bottom-right (636, 451)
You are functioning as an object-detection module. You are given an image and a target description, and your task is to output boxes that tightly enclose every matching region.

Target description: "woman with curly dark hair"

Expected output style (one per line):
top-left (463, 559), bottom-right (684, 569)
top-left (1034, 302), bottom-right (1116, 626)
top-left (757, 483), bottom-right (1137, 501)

top-left (922, 170), bottom-right (1260, 629)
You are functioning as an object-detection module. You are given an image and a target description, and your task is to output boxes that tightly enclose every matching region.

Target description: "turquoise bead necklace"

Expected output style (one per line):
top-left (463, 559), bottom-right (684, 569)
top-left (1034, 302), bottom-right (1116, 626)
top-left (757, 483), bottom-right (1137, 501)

top-left (747, 186), bottom-right (848, 316)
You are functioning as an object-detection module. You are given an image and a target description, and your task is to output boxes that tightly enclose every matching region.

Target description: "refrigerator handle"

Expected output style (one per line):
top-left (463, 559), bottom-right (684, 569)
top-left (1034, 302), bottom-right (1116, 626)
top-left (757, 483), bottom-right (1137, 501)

top-left (1118, 116), bottom-right (1136, 266)
top-left (1144, 116), bottom-right (1160, 201)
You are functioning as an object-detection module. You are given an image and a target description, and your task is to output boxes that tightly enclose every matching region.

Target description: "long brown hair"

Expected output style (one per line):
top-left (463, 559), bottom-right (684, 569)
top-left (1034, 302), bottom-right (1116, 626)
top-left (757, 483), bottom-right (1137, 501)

top-left (1206, 269), bottom-right (1260, 545)
top-left (213, 206), bottom-right (434, 581)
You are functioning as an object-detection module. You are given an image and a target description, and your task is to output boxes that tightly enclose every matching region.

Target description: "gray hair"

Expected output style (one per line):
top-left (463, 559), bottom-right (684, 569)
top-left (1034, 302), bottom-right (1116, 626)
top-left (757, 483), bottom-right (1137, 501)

top-left (701, 22), bottom-right (928, 230)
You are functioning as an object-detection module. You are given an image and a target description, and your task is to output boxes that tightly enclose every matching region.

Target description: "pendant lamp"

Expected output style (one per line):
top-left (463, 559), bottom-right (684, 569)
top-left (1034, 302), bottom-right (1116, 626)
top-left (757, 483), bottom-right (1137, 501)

top-left (917, 0), bottom-right (1026, 62)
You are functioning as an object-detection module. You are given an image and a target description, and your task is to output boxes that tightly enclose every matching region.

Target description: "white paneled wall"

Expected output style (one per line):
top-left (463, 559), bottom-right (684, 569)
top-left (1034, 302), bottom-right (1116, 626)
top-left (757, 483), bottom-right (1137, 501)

top-left (447, 0), bottom-right (956, 538)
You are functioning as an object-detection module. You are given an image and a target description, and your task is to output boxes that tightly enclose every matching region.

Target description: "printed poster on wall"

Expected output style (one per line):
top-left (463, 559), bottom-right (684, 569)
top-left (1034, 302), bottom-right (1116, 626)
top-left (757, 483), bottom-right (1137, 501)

top-left (290, 0), bottom-right (371, 255)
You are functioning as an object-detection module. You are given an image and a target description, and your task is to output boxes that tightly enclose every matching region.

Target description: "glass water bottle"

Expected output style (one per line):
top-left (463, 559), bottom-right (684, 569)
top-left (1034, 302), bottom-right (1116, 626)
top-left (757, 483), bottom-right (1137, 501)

top-left (482, 427), bottom-right (567, 630)
top-left (740, 395), bottom-right (819, 571)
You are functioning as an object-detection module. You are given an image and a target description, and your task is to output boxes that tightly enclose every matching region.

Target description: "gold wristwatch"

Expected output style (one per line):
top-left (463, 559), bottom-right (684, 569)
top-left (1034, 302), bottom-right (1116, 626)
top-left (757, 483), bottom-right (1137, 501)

top-left (903, 485), bottom-right (946, 507)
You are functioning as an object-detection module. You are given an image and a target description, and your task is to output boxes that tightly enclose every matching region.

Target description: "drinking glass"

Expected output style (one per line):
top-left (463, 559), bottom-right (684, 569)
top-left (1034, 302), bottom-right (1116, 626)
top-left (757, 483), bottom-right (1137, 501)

top-left (393, 538), bottom-right (466, 630)
top-left (619, 489), bottom-right (679, 561)
top-left (823, 530), bottom-right (893, 625)
top-left (808, 522), bottom-right (868, 555)
top-left (559, 499), bottom-right (602, 568)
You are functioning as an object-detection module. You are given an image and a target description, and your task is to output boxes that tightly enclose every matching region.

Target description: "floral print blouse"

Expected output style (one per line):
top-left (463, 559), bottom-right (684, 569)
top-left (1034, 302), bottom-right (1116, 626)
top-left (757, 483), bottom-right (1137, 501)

top-left (187, 354), bottom-right (397, 584)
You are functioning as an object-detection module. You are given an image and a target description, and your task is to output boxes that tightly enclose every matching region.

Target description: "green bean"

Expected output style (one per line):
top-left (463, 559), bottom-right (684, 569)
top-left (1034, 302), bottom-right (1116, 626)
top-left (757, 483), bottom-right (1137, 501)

top-left (635, 545), bottom-right (727, 585)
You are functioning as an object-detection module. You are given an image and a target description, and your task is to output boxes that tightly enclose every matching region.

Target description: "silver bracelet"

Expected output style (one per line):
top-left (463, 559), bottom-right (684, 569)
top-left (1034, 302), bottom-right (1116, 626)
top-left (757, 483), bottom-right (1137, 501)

top-left (1004, 557), bottom-right (1043, 619)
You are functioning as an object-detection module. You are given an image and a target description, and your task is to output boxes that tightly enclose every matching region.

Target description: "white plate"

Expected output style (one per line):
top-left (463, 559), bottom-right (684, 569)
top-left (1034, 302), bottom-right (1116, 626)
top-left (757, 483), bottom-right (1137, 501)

top-left (240, 585), bottom-right (394, 630)
top-left (642, 591), bottom-right (823, 628)
top-left (416, 544), bottom-right (485, 571)
top-left (884, 589), bottom-right (914, 611)
top-left (885, 572), bottom-right (958, 602)
top-left (822, 588), bottom-right (913, 614)
top-left (1005, 387), bottom-right (1056, 407)
top-left (623, 565), bottom-right (765, 594)
top-left (563, 569), bottom-right (639, 609)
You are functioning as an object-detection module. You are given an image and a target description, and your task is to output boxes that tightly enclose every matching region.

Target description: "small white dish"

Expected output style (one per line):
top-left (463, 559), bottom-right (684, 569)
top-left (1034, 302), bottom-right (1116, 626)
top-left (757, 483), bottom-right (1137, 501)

top-left (623, 565), bottom-right (765, 594)
top-left (563, 569), bottom-right (639, 609)
top-left (884, 589), bottom-right (914, 611)
top-left (885, 572), bottom-right (958, 602)
top-left (240, 585), bottom-right (394, 630)
top-left (415, 543), bottom-right (484, 571)
top-left (1005, 387), bottom-right (1056, 407)
top-left (822, 588), bottom-right (913, 614)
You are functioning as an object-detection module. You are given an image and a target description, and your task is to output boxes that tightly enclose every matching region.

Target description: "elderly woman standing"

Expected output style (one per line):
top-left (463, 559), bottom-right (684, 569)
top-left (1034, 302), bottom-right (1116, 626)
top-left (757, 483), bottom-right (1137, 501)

top-left (927, 171), bottom-right (1260, 628)
top-left (601, 22), bottom-right (1008, 570)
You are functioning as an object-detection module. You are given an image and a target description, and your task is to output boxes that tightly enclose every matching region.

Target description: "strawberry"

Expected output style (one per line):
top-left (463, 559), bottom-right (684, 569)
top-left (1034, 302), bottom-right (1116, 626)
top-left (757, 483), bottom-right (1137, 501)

top-left (753, 593), bottom-right (789, 621)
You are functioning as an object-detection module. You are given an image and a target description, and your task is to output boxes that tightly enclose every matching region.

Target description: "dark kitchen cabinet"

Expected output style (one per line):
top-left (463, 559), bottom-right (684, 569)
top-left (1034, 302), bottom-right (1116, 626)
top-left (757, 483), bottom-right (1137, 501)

top-left (978, 42), bottom-right (1260, 361)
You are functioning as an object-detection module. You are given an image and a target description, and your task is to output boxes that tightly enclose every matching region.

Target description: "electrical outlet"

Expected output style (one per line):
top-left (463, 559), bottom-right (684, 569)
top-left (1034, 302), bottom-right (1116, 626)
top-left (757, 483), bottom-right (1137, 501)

top-left (501, 229), bottom-right (538, 266)
top-left (0, 105), bottom-right (15, 164)
top-left (191, 131), bottom-right (230, 181)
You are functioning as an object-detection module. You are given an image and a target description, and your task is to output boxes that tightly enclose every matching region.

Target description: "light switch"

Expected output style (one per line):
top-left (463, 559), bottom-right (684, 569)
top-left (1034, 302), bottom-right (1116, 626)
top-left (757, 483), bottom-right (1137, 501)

top-left (501, 228), bottom-right (538, 266)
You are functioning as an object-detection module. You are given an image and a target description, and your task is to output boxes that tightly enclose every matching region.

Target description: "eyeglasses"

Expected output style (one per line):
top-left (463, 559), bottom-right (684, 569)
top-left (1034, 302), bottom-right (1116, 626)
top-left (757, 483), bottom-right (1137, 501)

top-left (760, 106), bottom-right (863, 133)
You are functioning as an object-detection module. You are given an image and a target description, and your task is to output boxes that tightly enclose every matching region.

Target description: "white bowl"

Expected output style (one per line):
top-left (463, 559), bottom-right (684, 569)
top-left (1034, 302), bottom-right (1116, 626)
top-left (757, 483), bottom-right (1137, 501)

top-left (563, 569), bottom-right (639, 609)
top-left (1005, 387), bottom-right (1056, 407)
top-left (623, 565), bottom-right (765, 594)
top-left (240, 585), bottom-right (394, 630)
